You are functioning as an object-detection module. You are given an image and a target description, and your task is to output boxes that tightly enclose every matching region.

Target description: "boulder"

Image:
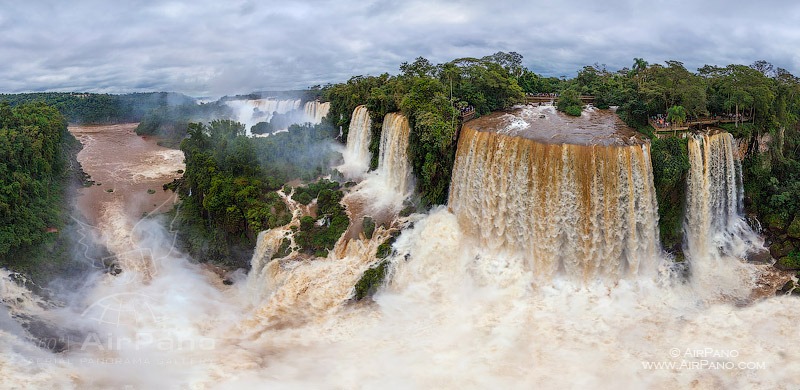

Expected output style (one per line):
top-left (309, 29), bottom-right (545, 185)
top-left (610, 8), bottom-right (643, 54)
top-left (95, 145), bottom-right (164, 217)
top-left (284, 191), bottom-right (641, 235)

top-left (745, 248), bottom-right (773, 264)
top-left (778, 280), bottom-right (794, 295)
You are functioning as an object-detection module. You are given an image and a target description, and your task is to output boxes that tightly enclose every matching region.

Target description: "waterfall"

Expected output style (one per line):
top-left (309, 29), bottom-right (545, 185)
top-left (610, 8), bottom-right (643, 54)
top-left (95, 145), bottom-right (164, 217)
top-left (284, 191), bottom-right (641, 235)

top-left (302, 101), bottom-right (331, 124)
top-left (448, 113), bottom-right (661, 282)
top-left (261, 98), bottom-right (302, 115)
top-left (683, 132), bottom-right (762, 297)
top-left (684, 132), bottom-right (743, 257)
top-left (341, 110), bottom-right (412, 214)
top-left (338, 105), bottom-right (373, 179)
top-left (376, 113), bottom-right (412, 197)
top-left (225, 98), bottom-right (303, 135)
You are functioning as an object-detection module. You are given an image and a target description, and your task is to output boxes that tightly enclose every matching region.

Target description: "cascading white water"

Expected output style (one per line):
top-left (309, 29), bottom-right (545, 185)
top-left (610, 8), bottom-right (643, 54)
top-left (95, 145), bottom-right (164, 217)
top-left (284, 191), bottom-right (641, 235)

top-left (252, 98), bottom-right (302, 116)
top-left (225, 98), bottom-right (302, 135)
top-left (343, 111), bottom-right (413, 214)
top-left (376, 113), bottom-right (412, 197)
top-left (337, 105), bottom-right (373, 179)
top-left (684, 131), bottom-right (763, 298)
top-left (302, 101), bottom-right (331, 124)
top-left (685, 132), bottom-right (756, 257)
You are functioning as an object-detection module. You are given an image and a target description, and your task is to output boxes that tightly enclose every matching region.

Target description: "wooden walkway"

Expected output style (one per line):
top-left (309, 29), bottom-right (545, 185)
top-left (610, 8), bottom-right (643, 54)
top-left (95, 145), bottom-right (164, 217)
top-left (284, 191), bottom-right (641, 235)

top-left (525, 95), bottom-right (595, 104)
top-left (460, 111), bottom-right (476, 122)
top-left (650, 116), bottom-right (749, 137)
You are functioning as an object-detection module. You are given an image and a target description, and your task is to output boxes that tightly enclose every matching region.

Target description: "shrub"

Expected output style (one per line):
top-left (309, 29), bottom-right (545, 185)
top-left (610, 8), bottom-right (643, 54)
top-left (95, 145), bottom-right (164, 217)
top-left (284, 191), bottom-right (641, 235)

top-left (363, 217), bottom-right (376, 239)
top-left (353, 260), bottom-right (388, 301)
top-left (563, 105), bottom-right (583, 116)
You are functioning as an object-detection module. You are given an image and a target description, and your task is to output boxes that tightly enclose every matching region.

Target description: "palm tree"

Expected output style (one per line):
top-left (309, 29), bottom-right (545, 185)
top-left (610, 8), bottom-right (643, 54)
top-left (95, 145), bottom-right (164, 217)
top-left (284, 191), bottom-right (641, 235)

top-left (666, 105), bottom-right (687, 128)
top-left (633, 58), bottom-right (648, 73)
top-left (632, 58), bottom-right (648, 88)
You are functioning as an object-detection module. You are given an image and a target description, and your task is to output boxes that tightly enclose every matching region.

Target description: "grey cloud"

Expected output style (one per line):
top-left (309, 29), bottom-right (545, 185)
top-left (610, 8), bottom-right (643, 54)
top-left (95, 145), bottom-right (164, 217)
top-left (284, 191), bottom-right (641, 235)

top-left (1, 0), bottom-right (799, 96)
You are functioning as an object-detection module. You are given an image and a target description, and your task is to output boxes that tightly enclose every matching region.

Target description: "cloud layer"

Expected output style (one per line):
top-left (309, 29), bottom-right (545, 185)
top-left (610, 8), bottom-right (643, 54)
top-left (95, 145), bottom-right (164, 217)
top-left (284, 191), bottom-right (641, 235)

top-left (2, 0), bottom-right (798, 96)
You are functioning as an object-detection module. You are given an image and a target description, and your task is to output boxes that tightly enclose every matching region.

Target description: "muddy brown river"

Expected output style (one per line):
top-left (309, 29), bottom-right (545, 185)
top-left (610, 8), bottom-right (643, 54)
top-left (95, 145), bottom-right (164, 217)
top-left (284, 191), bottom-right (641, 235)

top-left (68, 123), bottom-right (185, 226)
top-left (467, 105), bottom-right (643, 146)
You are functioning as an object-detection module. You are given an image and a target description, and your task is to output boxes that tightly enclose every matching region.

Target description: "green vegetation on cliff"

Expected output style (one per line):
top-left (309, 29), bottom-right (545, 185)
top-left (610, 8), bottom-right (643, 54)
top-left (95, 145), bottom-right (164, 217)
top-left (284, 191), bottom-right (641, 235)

top-left (353, 232), bottom-right (399, 301)
top-left (650, 137), bottom-right (690, 250)
top-left (0, 102), bottom-right (78, 274)
top-left (293, 180), bottom-right (349, 258)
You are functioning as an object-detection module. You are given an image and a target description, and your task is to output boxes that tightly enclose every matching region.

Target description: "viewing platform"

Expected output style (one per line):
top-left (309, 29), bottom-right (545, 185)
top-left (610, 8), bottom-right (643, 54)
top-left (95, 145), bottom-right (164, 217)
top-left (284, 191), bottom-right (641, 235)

top-left (525, 95), bottom-right (595, 104)
top-left (650, 116), bottom-right (749, 138)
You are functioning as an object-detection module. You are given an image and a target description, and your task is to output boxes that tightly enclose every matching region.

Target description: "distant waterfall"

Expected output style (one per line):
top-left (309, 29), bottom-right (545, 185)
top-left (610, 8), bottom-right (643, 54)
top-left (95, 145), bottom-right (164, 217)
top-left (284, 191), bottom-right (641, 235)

top-left (254, 98), bottom-right (302, 115)
top-left (338, 105), bottom-right (373, 179)
top-left (225, 98), bottom-right (302, 135)
top-left (376, 113), bottom-right (412, 196)
top-left (303, 101), bottom-right (331, 124)
top-left (448, 124), bottom-right (661, 282)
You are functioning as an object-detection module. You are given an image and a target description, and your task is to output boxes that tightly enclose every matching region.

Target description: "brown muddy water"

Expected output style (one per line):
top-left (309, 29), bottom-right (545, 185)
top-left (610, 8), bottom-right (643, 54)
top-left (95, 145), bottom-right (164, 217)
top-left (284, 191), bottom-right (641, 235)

top-left (68, 123), bottom-right (185, 226)
top-left (467, 105), bottom-right (643, 146)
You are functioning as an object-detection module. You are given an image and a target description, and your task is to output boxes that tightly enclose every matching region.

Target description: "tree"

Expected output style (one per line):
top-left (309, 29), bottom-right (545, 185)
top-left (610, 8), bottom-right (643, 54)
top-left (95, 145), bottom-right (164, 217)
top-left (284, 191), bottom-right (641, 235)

top-left (400, 57), bottom-right (436, 78)
top-left (482, 51), bottom-right (525, 79)
top-left (717, 65), bottom-right (771, 127)
top-left (666, 105), bottom-right (687, 127)
top-left (634, 61), bottom-right (706, 119)
top-left (631, 57), bottom-right (649, 88)
top-left (0, 102), bottom-right (68, 269)
top-left (557, 88), bottom-right (583, 116)
top-left (517, 69), bottom-right (540, 93)
top-left (751, 60), bottom-right (774, 77)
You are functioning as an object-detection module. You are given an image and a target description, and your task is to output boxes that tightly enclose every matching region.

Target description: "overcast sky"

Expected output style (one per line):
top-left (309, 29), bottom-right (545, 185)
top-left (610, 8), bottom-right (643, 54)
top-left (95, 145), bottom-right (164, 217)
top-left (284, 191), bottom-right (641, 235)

top-left (2, 0), bottom-right (799, 97)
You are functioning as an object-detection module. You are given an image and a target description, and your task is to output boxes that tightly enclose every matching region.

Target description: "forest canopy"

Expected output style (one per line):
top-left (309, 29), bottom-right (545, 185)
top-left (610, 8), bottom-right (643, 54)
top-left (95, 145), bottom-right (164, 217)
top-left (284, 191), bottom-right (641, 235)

top-left (0, 92), bottom-right (195, 124)
top-left (0, 102), bottom-right (71, 270)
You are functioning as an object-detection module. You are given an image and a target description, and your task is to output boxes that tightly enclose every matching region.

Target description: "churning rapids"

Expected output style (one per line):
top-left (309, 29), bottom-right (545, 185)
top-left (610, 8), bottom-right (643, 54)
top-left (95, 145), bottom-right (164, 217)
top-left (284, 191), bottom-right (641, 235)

top-left (2, 105), bottom-right (800, 389)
